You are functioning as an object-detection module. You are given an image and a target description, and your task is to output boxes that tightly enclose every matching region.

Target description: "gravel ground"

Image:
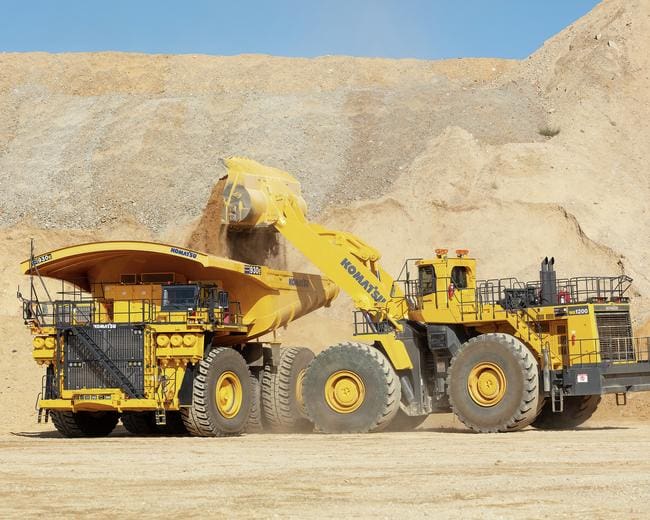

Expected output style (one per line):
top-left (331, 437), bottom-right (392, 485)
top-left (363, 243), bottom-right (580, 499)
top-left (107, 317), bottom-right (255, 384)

top-left (1, 421), bottom-right (649, 519)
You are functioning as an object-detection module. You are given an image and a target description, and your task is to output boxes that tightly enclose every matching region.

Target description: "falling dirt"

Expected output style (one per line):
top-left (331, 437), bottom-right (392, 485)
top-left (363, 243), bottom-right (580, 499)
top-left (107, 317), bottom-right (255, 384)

top-left (226, 228), bottom-right (286, 268)
top-left (186, 177), bottom-right (228, 255)
top-left (186, 176), bottom-right (286, 266)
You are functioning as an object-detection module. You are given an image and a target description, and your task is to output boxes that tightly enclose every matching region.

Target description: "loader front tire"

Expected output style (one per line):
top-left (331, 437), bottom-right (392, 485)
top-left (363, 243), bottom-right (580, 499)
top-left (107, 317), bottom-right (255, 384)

top-left (181, 347), bottom-right (252, 437)
top-left (447, 333), bottom-right (539, 433)
top-left (303, 342), bottom-right (401, 433)
top-left (532, 395), bottom-right (601, 430)
top-left (262, 347), bottom-right (314, 432)
top-left (51, 411), bottom-right (119, 438)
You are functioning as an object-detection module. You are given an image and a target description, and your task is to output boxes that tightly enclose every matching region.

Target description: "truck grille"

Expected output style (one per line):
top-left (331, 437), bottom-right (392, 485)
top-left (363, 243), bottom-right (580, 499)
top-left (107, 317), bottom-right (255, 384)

top-left (64, 325), bottom-right (145, 395)
top-left (596, 311), bottom-right (634, 361)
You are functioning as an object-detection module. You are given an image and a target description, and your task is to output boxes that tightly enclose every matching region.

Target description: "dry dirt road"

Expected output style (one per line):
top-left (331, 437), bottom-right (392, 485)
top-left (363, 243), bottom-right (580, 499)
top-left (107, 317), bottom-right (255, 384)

top-left (2, 419), bottom-right (649, 519)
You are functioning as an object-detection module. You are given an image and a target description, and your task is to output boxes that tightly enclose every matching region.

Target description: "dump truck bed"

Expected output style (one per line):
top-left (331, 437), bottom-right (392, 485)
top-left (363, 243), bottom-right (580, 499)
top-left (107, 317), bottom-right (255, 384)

top-left (22, 240), bottom-right (338, 342)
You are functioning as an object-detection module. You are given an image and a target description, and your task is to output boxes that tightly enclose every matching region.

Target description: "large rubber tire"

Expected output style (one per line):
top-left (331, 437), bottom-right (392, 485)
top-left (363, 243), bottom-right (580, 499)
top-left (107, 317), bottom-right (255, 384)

top-left (181, 347), bottom-right (253, 437)
top-left (385, 408), bottom-right (428, 432)
top-left (262, 347), bottom-right (314, 432)
top-left (122, 411), bottom-right (187, 435)
top-left (51, 411), bottom-right (120, 438)
top-left (447, 333), bottom-right (539, 433)
top-left (532, 395), bottom-right (601, 430)
top-left (158, 411), bottom-right (188, 435)
top-left (246, 375), bottom-right (264, 433)
top-left (303, 342), bottom-right (401, 434)
top-left (122, 412), bottom-right (158, 435)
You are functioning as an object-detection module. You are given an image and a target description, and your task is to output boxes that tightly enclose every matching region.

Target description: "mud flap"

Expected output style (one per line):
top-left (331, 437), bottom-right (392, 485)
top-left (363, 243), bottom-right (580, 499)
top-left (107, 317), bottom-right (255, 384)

top-left (178, 363), bottom-right (196, 406)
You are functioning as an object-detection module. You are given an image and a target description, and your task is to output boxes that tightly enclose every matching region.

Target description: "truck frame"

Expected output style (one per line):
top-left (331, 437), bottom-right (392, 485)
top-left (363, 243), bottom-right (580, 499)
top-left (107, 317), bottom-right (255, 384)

top-left (20, 240), bottom-right (338, 437)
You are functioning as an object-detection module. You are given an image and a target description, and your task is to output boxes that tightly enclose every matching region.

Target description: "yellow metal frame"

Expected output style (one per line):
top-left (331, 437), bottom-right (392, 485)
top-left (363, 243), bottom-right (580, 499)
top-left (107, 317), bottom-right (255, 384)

top-left (220, 158), bottom-right (626, 376)
top-left (23, 240), bottom-right (339, 414)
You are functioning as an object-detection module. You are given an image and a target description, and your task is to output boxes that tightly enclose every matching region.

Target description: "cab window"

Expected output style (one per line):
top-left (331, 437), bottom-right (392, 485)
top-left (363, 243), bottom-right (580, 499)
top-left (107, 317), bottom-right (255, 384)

top-left (162, 285), bottom-right (199, 311)
top-left (451, 266), bottom-right (468, 289)
top-left (418, 265), bottom-right (436, 296)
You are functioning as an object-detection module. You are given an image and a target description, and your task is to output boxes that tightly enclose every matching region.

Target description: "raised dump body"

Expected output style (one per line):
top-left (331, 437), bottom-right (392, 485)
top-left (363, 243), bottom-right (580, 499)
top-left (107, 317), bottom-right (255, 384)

top-left (21, 240), bottom-right (338, 437)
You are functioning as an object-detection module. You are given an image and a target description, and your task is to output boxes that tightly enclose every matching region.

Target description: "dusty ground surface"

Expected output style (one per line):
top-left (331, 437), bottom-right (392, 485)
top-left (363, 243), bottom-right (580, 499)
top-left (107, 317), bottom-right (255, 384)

top-left (2, 420), bottom-right (650, 519)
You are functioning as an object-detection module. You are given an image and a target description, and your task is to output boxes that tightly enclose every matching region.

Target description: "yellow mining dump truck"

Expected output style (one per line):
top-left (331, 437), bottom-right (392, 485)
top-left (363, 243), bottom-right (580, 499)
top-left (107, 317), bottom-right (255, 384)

top-left (222, 157), bottom-right (650, 433)
top-left (20, 240), bottom-right (338, 437)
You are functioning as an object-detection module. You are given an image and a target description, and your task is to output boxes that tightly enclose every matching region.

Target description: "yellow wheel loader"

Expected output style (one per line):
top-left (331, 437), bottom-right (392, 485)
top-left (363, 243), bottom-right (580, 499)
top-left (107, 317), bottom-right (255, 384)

top-left (222, 157), bottom-right (650, 433)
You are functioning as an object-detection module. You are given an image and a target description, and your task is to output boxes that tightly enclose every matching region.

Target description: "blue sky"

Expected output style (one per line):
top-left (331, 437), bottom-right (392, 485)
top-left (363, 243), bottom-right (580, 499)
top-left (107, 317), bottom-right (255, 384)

top-left (0, 1), bottom-right (600, 60)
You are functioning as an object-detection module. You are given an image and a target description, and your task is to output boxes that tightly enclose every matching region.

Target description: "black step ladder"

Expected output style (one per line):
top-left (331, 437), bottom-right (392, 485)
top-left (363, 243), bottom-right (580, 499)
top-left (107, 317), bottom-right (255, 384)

top-left (67, 326), bottom-right (142, 398)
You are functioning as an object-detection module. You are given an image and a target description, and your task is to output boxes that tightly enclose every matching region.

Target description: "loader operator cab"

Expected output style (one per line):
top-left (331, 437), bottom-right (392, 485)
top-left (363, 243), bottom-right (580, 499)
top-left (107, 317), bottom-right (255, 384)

top-left (415, 249), bottom-right (476, 309)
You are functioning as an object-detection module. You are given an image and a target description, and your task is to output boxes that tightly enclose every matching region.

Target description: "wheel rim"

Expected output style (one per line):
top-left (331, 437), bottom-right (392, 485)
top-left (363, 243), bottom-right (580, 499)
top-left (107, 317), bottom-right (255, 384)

top-left (215, 371), bottom-right (243, 418)
top-left (295, 368), bottom-right (306, 408)
top-left (324, 370), bottom-right (365, 414)
top-left (467, 362), bottom-right (507, 407)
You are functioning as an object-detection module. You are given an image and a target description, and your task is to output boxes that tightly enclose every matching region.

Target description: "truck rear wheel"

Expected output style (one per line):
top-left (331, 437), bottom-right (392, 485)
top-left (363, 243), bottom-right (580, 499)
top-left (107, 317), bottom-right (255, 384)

top-left (51, 411), bottom-right (119, 438)
top-left (122, 412), bottom-right (158, 435)
top-left (447, 333), bottom-right (539, 433)
top-left (262, 347), bottom-right (314, 432)
top-left (532, 395), bottom-right (601, 429)
top-left (303, 342), bottom-right (401, 433)
top-left (246, 375), bottom-right (264, 433)
top-left (122, 411), bottom-right (187, 435)
top-left (181, 347), bottom-right (253, 437)
top-left (158, 411), bottom-right (188, 435)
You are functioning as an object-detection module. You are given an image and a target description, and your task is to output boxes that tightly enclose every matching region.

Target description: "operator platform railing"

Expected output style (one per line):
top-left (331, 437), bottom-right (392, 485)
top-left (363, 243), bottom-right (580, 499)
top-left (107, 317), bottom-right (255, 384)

top-left (567, 337), bottom-right (650, 366)
top-left (22, 280), bottom-right (243, 328)
top-left (395, 274), bottom-right (632, 315)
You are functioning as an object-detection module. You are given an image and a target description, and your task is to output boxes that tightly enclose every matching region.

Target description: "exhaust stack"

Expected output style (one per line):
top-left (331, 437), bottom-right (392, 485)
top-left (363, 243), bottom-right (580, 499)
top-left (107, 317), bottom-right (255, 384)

top-left (540, 256), bottom-right (557, 306)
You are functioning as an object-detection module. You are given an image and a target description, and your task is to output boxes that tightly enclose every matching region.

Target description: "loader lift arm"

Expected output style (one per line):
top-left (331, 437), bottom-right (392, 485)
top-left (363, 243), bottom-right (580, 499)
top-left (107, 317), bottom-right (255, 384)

top-left (222, 157), bottom-right (408, 329)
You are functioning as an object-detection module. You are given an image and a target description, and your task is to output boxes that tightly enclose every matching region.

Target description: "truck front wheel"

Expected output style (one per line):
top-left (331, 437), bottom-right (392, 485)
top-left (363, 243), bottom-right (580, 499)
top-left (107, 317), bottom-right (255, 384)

top-left (181, 347), bottom-right (253, 437)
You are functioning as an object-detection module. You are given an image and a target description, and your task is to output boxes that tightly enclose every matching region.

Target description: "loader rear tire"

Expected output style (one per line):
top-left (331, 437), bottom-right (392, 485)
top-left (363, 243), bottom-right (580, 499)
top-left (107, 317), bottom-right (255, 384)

top-left (181, 347), bottom-right (252, 437)
top-left (447, 333), bottom-right (539, 433)
top-left (532, 395), bottom-right (601, 430)
top-left (247, 375), bottom-right (264, 433)
top-left (303, 342), bottom-right (401, 434)
top-left (51, 411), bottom-right (119, 438)
top-left (121, 412), bottom-right (158, 435)
top-left (385, 409), bottom-right (428, 432)
top-left (262, 347), bottom-right (314, 432)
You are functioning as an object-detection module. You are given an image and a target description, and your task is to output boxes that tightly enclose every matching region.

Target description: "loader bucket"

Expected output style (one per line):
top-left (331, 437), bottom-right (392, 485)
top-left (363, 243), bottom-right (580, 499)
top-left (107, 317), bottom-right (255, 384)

top-left (221, 157), bottom-right (308, 229)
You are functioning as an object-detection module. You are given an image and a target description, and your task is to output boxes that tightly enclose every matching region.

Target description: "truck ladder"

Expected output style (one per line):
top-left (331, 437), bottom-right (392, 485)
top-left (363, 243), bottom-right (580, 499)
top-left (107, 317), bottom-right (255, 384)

top-left (66, 326), bottom-right (142, 398)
